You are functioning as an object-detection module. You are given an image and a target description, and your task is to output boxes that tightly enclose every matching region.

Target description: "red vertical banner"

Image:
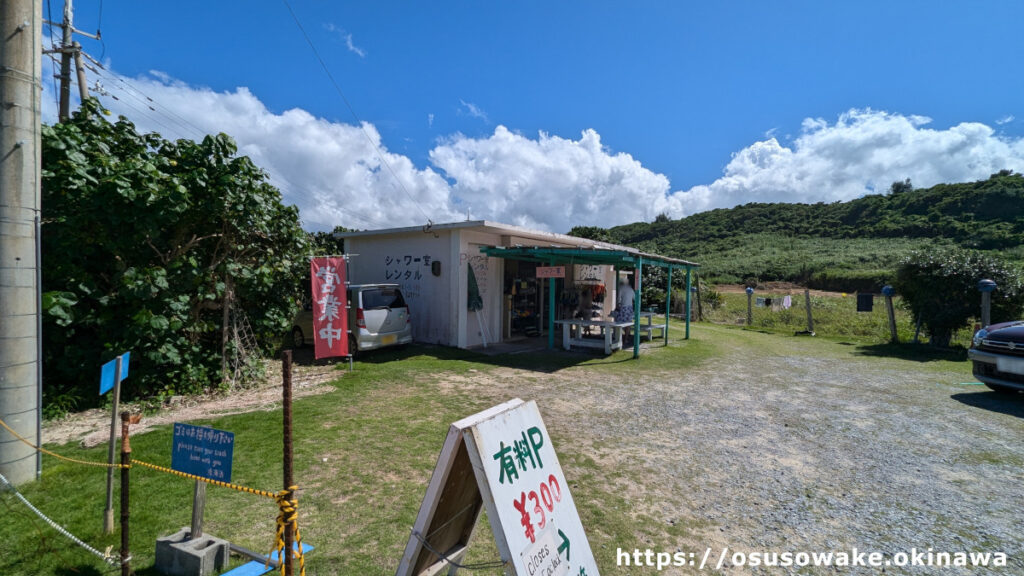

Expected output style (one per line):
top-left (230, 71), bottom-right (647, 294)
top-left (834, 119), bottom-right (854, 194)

top-left (310, 257), bottom-right (348, 359)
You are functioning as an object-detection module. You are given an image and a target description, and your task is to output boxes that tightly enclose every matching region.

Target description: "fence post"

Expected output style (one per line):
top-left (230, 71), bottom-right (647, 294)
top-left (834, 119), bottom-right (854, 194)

top-left (882, 285), bottom-right (898, 343)
top-left (119, 412), bottom-right (133, 576)
top-left (803, 288), bottom-right (814, 334)
top-left (978, 279), bottom-right (996, 328)
top-left (282, 350), bottom-right (294, 576)
top-left (745, 286), bottom-right (754, 326)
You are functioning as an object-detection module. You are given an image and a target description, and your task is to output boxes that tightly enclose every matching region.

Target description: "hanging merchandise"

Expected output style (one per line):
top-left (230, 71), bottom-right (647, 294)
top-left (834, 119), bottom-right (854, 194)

top-left (857, 293), bottom-right (874, 312)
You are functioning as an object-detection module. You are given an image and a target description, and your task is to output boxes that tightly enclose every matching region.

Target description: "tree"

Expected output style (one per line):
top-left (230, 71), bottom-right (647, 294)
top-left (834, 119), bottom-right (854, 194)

top-left (567, 225), bottom-right (613, 243)
top-left (893, 248), bottom-right (1024, 347)
top-left (41, 103), bottom-right (309, 413)
top-left (888, 178), bottom-right (913, 195)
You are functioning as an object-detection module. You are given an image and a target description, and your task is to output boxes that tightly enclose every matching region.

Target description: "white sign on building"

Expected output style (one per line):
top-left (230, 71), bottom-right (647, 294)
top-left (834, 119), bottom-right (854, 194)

top-left (397, 399), bottom-right (600, 576)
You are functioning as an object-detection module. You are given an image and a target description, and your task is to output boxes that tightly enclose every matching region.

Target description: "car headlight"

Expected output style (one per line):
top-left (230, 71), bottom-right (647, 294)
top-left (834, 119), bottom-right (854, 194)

top-left (972, 328), bottom-right (988, 348)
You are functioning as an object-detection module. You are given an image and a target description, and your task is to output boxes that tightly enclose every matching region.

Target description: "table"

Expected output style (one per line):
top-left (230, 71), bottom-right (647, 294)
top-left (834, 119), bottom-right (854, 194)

top-left (555, 319), bottom-right (634, 354)
top-left (637, 311), bottom-right (668, 341)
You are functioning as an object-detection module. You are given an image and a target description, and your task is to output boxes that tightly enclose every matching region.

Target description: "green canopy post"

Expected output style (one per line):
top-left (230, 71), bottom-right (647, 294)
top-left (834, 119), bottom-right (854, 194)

top-left (685, 266), bottom-right (692, 340)
top-left (548, 262), bottom-right (556, 349)
top-left (665, 266), bottom-right (673, 347)
top-left (633, 256), bottom-right (643, 359)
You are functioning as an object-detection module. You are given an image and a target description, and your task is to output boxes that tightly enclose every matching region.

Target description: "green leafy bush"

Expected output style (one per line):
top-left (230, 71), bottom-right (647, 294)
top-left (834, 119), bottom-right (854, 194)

top-left (893, 248), bottom-right (1024, 347)
top-left (41, 103), bottom-right (309, 414)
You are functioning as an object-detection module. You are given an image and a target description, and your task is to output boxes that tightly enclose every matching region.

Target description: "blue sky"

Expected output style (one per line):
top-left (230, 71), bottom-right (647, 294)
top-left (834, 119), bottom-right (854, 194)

top-left (52, 1), bottom-right (1024, 231)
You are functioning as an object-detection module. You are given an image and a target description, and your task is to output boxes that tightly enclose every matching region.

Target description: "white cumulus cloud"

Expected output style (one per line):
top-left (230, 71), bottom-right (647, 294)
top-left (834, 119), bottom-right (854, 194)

top-left (430, 126), bottom-right (681, 232)
top-left (673, 108), bottom-right (1024, 214)
top-left (84, 70), bottom-right (1024, 233)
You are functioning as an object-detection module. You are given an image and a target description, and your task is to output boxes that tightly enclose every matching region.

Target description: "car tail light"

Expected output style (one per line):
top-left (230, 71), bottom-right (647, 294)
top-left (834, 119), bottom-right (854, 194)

top-left (356, 308), bottom-right (366, 328)
top-left (406, 306), bottom-right (411, 323)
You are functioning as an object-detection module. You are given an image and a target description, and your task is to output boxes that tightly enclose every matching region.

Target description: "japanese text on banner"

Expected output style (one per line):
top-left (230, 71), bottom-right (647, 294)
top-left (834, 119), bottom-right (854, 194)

top-left (311, 257), bottom-right (348, 359)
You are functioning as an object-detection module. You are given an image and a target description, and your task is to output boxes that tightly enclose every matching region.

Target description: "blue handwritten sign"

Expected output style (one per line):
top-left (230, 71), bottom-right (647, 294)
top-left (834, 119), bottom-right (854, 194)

top-left (99, 352), bottom-right (130, 395)
top-left (171, 423), bottom-right (234, 482)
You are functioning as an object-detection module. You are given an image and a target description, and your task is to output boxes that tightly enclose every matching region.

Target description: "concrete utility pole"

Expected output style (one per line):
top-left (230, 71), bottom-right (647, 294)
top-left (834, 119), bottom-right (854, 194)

top-left (51, 0), bottom-right (92, 120)
top-left (57, 0), bottom-right (73, 120)
top-left (1, 0), bottom-right (43, 486)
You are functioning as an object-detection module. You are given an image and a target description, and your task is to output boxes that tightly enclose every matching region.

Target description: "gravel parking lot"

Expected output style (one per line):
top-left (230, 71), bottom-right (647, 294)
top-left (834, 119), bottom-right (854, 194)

top-left (445, 325), bottom-right (1024, 574)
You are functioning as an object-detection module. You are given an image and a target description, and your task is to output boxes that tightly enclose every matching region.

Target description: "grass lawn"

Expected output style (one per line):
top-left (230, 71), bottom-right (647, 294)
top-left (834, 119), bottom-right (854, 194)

top-left (702, 291), bottom-right (977, 348)
top-left (1, 322), bottom-right (977, 575)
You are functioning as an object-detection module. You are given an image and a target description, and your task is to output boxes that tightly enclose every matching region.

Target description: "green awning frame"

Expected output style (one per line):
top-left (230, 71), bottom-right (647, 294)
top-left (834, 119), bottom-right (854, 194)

top-left (479, 245), bottom-right (699, 358)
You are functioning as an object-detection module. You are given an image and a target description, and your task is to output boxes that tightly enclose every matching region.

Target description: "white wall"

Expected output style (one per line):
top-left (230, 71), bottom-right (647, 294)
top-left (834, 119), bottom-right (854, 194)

top-left (458, 230), bottom-right (505, 348)
top-left (345, 231), bottom-right (456, 346)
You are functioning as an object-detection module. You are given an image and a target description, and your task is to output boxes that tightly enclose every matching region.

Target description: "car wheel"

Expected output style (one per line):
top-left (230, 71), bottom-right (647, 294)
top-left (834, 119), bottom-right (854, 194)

top-left (984, 383), bottom-right (1019, 394)
top-left (291, 327), bottom-right (304, 349)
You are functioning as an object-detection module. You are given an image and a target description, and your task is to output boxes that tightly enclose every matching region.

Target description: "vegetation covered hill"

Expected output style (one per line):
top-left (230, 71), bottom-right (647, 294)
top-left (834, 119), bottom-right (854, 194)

top-left (571, 171), bottom-right (1024, 291)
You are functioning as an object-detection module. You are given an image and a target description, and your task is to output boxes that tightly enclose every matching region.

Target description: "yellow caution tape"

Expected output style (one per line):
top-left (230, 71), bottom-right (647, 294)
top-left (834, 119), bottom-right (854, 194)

top-left (0, 417), bottom-right (128, 469)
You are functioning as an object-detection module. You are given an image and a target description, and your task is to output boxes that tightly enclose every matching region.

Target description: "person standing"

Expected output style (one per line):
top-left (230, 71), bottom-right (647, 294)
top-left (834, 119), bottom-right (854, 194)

top-left (613, 275), bottom-right (636, 343)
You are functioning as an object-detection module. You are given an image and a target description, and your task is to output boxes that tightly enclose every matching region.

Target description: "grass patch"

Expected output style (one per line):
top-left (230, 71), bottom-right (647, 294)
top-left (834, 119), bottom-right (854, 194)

top-left (702, 292), bottom-right (976, 348)
top-left (0, 336), bottom-right (716, 575)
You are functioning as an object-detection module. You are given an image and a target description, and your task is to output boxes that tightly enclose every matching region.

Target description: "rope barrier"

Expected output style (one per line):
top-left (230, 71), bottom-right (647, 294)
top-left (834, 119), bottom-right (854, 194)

top-left (0, 417), bottom-right (128, 469)
top-left (269, 486), bottom-right (305, 576)
top-left (132, 460), bottom-right (304, 576)
top-left (1, 417), bottom-right (304, 574)
top-left (0, 471), bottom-right (121, 566)
top-left (130, 460), bottom-right (279, 499)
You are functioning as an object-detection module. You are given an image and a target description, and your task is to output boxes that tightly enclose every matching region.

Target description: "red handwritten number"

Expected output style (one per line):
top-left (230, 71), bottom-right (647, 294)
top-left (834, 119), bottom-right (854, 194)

top-left (540, 481), bottom-right (554, 511)
top-left (548, 474), bottom-right (562, 502)
top-left (529, 490), bottom-right (546, 529)
top-left (513, 492), bottom-right (535, 543)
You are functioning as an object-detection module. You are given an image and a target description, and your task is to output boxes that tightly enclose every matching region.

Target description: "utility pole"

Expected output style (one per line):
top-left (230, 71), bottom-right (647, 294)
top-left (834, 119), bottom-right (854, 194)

top-left (57, 0), bottom-right (73, 120)
top-left (51, 0), bottom-right (92, 121)
top-left (0, 0), bottom-right (43, 486)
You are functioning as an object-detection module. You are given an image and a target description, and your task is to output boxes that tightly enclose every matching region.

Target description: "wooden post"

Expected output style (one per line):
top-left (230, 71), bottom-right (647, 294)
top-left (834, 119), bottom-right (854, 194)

top-left (695, 272), bottom-right (704, 322)
top-left (746, 288), bottom-right (753, 326)
top-left (119, 412), bottom-right (133, 576)
top-left (281, 350), bottom-right (294, 576)
top-left (664, 266), bottom-right (672, 347)
top-left (882, 285), bottom-right (897, 343)
top-left (804, 288), bottom-right (814, 334)
top-left (104, 355), bottom-right (123, 534)
top-left (684, 267), bottom-right (692, 340)
top-left (189, 481), bottom-right (206, 539)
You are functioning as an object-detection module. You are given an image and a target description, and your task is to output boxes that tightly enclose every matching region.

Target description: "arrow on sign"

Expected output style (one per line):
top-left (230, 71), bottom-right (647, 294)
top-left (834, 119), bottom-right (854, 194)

top-left (557, 529), bottom-right (570, 562)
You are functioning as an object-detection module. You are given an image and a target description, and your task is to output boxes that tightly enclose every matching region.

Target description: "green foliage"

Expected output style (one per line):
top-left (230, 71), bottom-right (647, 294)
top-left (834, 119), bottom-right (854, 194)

top-left (578, 172), bottom-right (1024, 290)
top-left (893, 248), bottom-right (1024, 347)
top-left (41, 102), bottom-right (309, 412)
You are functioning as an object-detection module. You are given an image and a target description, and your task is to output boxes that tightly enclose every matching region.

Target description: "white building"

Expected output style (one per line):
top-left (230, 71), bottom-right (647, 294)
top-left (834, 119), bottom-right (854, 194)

top-left (338, 221), bottom-right (696, 351)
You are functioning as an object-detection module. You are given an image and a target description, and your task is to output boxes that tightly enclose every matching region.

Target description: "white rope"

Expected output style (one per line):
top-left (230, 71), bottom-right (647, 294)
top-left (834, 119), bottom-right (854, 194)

top-left (0, 472), bottom-right (119, 566)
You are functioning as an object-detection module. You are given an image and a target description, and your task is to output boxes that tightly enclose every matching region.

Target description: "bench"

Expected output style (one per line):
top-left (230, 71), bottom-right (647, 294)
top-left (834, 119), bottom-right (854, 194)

top-left (555, 319), bottom-right (633, 354)
top-left (637, 312), bottom-right (667, 341)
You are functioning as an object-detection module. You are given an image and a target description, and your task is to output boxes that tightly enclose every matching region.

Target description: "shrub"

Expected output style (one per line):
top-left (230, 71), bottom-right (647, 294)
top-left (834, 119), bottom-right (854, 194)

top-left (893, 248), bottom-right (1024, 347)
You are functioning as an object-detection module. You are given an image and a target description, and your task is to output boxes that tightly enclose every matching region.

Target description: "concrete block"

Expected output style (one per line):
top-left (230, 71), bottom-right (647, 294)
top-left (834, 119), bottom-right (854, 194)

top-left (155, 528), bottom-right (230, 576)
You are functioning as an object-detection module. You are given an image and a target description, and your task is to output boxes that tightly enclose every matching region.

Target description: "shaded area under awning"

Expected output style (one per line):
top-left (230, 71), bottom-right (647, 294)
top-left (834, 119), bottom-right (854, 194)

top-left (479, 245), bottom-right (700, 358)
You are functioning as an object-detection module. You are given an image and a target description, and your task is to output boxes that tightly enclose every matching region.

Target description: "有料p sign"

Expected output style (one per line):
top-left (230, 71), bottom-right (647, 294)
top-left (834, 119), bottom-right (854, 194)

top-left (171, 423), bottom-right (234, 482)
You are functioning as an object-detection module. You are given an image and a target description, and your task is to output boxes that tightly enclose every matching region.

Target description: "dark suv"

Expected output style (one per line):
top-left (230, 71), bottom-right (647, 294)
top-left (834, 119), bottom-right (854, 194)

top-left (969, 321), bottom-right (1024, 393)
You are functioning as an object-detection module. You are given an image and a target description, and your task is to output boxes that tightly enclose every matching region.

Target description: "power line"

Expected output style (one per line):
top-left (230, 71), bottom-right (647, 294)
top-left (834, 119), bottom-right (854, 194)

top-left (81, 51), bottom-right (208, 139)
top-left (279, 0), bottom-right (435, 229)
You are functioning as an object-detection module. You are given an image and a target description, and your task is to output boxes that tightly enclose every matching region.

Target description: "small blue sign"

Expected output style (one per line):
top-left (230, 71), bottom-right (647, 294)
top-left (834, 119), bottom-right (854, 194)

top-left (171, 423), bottom-right (234, 483)
top-left (99, 352), bottom-right (131, 395)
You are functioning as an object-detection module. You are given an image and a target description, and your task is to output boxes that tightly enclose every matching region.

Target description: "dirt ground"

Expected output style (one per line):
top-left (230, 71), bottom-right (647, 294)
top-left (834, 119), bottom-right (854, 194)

top-left (43, 350), bottom-right (337, 447)
top-left (41, 330), bottom-right (1022, 575)
top-left (439, 327), bottom-right (1024, 575)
